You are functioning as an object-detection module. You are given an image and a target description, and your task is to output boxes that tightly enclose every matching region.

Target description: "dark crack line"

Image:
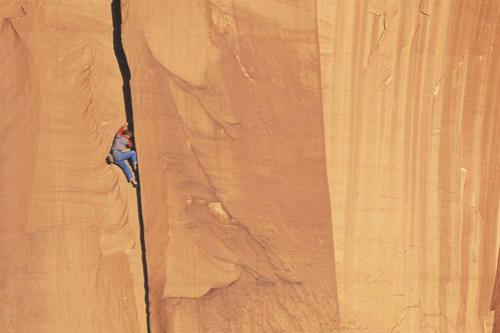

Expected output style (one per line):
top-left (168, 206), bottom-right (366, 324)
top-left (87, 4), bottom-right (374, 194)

top-left (111, 1), bottom-right (151, 332)
top-left (366, 12), bottom-right (387, 65)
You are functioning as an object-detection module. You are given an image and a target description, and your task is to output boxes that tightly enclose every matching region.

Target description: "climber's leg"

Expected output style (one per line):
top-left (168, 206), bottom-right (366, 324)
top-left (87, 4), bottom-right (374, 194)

top-left (129, 151), bottom-right (138, 171)
top-left (115, 150), bottom-right (136, 164)
top-left (114, 150), bottom-right (133, 161)
top-left (129, 151), bottom-right (137, 164)
top-left (115, 159), bottom-right (134, 182)
top-left (115, 150), bottom-right (137, 171)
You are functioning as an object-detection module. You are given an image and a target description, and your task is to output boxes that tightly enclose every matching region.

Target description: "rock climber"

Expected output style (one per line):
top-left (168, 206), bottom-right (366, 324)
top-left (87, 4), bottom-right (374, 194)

top-left (111, 122), bottom-right (138, 187)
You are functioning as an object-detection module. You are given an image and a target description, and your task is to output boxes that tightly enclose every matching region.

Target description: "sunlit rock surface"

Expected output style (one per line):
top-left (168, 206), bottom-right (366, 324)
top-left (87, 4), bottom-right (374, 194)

top-left (319, 0), bottom-right (500, 332)
top-left (0, 1), bottom-right (146, 332)
top-left (2, 0), bottom-right (500, 332)
top-left (122, 0), bottom-right (338, 331)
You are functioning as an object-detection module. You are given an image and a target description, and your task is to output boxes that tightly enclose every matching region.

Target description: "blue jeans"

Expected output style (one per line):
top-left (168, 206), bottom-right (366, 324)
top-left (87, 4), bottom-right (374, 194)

top-left (113, 150), bottom-right (137, 182)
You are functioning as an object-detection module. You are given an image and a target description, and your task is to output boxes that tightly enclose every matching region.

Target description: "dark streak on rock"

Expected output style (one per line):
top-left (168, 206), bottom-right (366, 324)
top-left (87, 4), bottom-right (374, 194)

top-left (111, 1), bottom-right (152, 332)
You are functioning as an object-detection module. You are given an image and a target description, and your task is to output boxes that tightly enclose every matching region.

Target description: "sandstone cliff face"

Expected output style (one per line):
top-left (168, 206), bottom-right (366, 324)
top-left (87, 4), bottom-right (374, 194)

top-left (319, 0), bottom-right (500, 331)
top-left (1, 0), bottom-right (338, 332)
top-left (1, 0), bottom-right (500, 332)
top-left (122, 0), bottom-right (338, 331)
top-left (0, 1), bottom-right (146, 332)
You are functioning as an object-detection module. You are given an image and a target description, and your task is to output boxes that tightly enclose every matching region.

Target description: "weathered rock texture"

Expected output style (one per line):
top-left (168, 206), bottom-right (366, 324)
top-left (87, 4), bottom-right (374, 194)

top-left (319, 0), bottom-right (500, 332)
top-left (1, 0), bottom-right (338, 332)
top-left (0, 1), bottom-right (146, 332)
top-left (122, 0), bottom-right (338, 331)
top-left (492, 250), bottom-right (500, 332)
top-left (2, 0), bottom-right (500, 332)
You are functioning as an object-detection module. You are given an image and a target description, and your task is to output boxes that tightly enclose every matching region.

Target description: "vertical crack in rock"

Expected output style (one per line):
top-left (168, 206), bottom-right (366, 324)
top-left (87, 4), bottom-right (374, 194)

top-left (111, 1), bottom-right (151, 332)
top-left (491, 247), bottom-right (500, 327)
top-left (366, 11), bottom-right (387, 66)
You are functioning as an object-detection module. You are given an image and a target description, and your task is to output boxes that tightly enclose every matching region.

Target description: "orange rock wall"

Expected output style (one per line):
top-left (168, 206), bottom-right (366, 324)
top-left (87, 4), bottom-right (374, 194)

top-left (0, 1), bottom-right (146, 332)
top-left (2, 0), bottom-right (500, 332)
top-left (122, 0), bottom-right (338, 331)
top-left (319, 0), bottom-right (500, 331)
